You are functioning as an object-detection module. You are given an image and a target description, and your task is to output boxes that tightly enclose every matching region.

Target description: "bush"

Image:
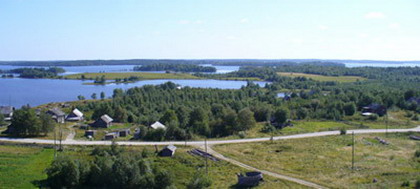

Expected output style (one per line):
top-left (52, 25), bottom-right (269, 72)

top-left (415, 180), bottom-right (420, 189)
top-left (238, 131), bottom-right (247, 139)
top-left (367, 114), bottom-right (378, 121)
top-left (187, 172), bottom-right (212, 189)
top-left (401, 180), bottom-right (410, 187)
top-left (415, 150), bottom-right (420, 158)
top-left (340, 128), bottom-right (347, 135)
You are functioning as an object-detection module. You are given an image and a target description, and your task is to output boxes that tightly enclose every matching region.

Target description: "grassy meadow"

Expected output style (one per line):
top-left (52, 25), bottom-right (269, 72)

top-left (213, 133), bottom-right (420, 188)
top-left (278, 72), bottom-right (366, 83)
top-left (0, 143), bottom-right (306, 188)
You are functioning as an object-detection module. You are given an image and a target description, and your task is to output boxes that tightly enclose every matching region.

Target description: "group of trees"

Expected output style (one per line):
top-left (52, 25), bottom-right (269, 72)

top-left (45, 145), bottom-right (177, 189)
top-left (8, 106), bottom-right (55, 137)
top-left (134, 64), bottom-right (217, 73)
top-left (8, 67), bottom-right (65, 78)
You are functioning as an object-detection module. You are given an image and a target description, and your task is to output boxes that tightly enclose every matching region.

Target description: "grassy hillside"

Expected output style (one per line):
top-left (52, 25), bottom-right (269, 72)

top-left (214, 133), bottom-right (420, 188)
top-left (0, 144), bottom-right (306, 188)
top-left (278, 72), bottom-right (366, 83)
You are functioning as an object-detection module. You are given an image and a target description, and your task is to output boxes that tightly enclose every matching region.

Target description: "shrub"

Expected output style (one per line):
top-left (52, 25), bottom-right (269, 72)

top-left (415, 150), bottom-right (420, 158)
top-left (401, 180), bottom-right (410, 187)
top-left (340, 128), bottom-right (347, 135)
top-left (367, 114), bottom-right (378, 121)
top-left (238, 131), bottom-right (247, 139)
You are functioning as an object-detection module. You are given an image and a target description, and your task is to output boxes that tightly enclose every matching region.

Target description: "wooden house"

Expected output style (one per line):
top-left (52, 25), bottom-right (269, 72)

top-left (84, 130), bottom-right (96, 137)
top-left (118, 129), bottom-right (131, 137)
top-left (159, 145), bottom-right (177, 157)
top-left (362, 104), bottom-right (387, 116)
top-left (104, 132), bottom-right (118, 140)
top-left (91, 114), bottom-right (113, 128)
top-left (47, 108), bottom-right (66, 123)
top-left (66, 108), bottom-right (84, 121)
top-left (0, 106), bottom-right (14, 121)
top-left (150, 121), bottom-right (166, 130)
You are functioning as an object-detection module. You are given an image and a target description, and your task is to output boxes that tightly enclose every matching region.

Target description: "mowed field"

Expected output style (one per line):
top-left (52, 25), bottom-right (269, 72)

top-left (0, 145), bottom-right (54, 188)
top-left (278, 72), bottom-right (366, 82)
top-left (0, 144), bottom-right (306, 189)
top-left (64, 72), bottom-right (199, 80)
top-left (214, 133), bottom-right (420, 188)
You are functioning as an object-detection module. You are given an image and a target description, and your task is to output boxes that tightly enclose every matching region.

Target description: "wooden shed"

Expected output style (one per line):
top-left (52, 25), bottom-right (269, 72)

top-left (104, 132), bottom-right (118, 140)
top-left (118, 129), bottom-right (131, 137)
top-left (84, 130), bottom-right (96, 137)
top-left (159, 145), bottom-right (177, 157)
top-left (0, 106), bottom-right (14, 121)
top-left (47, 107), bottom-right (66, 123)
top-left (150, 121), bottom-right (166, 130)
top-left (91, 114), bottom-right (113, 128)
top-left (66, 108), bottom-right (84, 121)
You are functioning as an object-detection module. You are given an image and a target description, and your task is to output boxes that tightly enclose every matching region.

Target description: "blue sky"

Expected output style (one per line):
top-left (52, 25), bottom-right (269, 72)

top-left (1, 0), bottom-right (419, 60)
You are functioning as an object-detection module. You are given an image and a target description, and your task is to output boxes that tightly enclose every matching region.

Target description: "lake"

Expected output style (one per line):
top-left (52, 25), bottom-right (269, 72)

top-left (0, 78), bottom-right (269, 108)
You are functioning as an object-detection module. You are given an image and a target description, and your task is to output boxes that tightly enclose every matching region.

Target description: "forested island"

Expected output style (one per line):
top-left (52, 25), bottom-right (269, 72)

top-left (0, 67), bottom-right (65, 78)
top-left (133, 64), bottom-right (217, 72)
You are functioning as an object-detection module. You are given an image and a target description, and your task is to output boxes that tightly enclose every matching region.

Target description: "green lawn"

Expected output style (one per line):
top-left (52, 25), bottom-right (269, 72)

top-left (0, 145), bottom-right (54, 188)
top-left (64, 72), bottom-right (199, 80)
top-left (278, 72), bottom-right (366, 83)
top-left (214, 133), bottom-right (420, 188)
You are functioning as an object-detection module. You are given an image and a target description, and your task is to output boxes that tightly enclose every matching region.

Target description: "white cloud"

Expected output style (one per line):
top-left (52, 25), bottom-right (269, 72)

top-left (317, 25), bottom-right (328, 30)
top-left (364, 12), bottom-right (386, 19)
top-left (358, 33), bottom-right (369, 38)
top-left (240, 18), bottom-right (249, 23)
top-left (388, 23), bottom-right (400, 30)
top-left (195, 20), bottom-right (203, 24)
top-left (178, 20), bottom-right (190, 24)
top-left (226, 35), bottom-right (237, 40)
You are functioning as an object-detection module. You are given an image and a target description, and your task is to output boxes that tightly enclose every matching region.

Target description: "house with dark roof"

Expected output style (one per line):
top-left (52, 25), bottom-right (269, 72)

top-left (0, 106), bottom-right (14, 121)
top-left (362, 104), bottom-right (387, 116)
top-left (159, 145), bottom-right (177, 157)
top-left (66, 108), bottom-right (84, 121)
top-left (91, 114), bottom-right (113, 128)
top-left (47, 108), bottom-right (66, 123)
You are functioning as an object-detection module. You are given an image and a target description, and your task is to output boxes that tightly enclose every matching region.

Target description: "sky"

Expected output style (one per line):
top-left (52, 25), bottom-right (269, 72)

top-left (1, 0), bottom-right (420, 61)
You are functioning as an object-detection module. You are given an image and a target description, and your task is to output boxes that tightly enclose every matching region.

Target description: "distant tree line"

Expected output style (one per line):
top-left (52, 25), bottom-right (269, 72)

top-left (134, 64), bottom-right (216, 73)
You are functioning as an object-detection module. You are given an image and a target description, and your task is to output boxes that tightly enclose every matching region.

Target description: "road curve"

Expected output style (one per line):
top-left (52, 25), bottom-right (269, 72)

top-left (204, 146), bottom-right (327, 189)
top-left (0, 126), bottom-right (419, 146)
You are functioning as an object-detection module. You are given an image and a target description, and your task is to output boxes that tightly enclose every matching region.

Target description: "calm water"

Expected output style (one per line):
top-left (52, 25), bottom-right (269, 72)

top-left (0, 78), bottom-right (269, 108)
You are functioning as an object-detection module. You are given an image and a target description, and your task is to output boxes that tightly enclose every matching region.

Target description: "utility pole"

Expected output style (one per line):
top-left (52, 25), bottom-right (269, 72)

top-left (385, 113), bottom-right (389, 138)
top-left (205, 138), bottom-right (208, 176)
top-left (352, 131), bottom-right (355, 170)
top-left (54, 125), bottom-right (57, 158)
top-left (59, 122), bottom-right (63, 151)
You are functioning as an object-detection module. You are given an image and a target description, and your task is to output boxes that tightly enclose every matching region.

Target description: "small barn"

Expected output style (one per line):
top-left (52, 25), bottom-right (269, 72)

top-left (118, 129), bottom-right (131, 137)
top-left (362, 104), bottom-right (387, 116)
top-left (47, 108), bottom-right (66, 123)
top-left (0, 106), bottom-right (14, 121)
top-left (85, 130), bottom-right (96, 137)
top-left (104, 132), bottom-right (118, 140)
top-left (91, 114), bottom-right (113, 128)
top-left (150, 121), bottom-right (166, 130)
top-left (159, 145), bottom-right (177, 157)
top-left (237, 172), bottom-right (263, 187)
top-left (66, 108), bottom-right (84, 121)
